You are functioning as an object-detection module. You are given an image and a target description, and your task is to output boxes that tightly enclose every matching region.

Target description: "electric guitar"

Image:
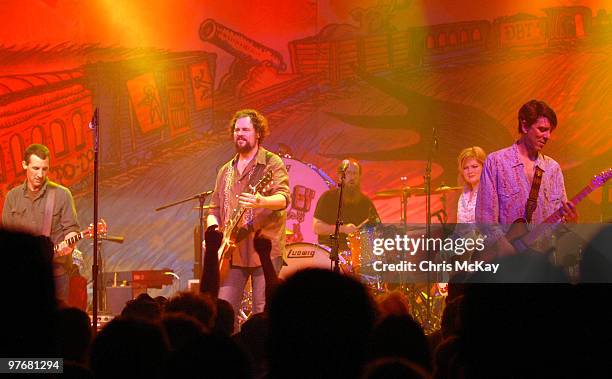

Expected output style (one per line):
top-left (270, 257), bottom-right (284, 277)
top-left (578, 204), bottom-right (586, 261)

top-left (54, 219), bottom-right (107, 257)
top-left (217, 171), bottom-right (274, 264)
top-left (506, 168), bottom-right (611, 253)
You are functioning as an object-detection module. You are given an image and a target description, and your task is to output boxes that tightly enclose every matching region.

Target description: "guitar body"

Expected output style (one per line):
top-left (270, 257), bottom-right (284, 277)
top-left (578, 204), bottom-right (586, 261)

top-left (219, 255), bottom-right (231, 283)
top-left (217, 235), bottom-right (233, 262)
top-left (216, 170), bottom-right (273, 267)
top-left (505, 168), bottom-right (610, 255)
top-left (485, 168), bottom-right (611, 257)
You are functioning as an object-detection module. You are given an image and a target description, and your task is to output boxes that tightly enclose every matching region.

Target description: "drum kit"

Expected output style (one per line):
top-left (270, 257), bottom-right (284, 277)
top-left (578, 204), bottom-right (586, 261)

top-left (272, 155), bottom-right (462, 333)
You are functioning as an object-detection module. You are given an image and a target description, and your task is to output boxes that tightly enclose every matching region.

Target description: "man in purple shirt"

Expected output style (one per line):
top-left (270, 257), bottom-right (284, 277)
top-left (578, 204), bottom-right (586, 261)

top-left (475, 100), bottom-right (577, 257)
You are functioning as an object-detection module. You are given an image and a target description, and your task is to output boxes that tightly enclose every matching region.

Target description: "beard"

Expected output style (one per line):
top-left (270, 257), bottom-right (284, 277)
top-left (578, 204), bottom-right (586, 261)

top-left (235, 138), bottom-right (254, 154)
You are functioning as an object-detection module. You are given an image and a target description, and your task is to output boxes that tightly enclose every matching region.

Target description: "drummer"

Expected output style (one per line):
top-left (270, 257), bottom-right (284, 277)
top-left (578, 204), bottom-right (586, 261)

top-left (313, 158), bottom-right (380, 250)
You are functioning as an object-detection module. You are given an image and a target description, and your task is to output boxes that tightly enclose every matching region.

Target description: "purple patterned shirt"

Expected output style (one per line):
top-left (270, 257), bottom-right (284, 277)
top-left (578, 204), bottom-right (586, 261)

top-left (475, 142), bottom-right (568, 244)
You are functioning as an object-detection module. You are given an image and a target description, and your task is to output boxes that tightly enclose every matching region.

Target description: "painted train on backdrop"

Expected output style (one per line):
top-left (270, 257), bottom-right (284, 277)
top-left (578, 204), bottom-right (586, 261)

top-left (289, 6), bottom-right (603, 84)
top-left (0, 51), bottom-right (216, 211)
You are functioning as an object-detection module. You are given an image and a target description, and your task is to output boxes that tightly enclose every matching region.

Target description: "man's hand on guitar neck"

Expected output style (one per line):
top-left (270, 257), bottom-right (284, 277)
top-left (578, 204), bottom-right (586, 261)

top-left (560, 201), bottom-right (579, 223)
top-left (56, 231), bottom-right (78, 257)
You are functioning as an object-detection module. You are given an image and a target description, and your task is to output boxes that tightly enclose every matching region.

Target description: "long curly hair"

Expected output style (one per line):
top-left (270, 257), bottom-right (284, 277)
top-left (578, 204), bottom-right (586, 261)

top-left (228, 109), bottom-right (270, 144)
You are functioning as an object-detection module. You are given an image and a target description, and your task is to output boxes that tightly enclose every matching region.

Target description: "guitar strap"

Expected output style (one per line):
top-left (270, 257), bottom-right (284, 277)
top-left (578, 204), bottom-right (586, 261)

top-left (223, 151), bottom-right (272, 228)
top-left (243, 152), bottom-right (272, 227)
top-left (248, 152), bottom-right (270, 187)
top-left (41, 185), bottom-right (56, 237)
top-left (525, 166), bottom-right (544, 224)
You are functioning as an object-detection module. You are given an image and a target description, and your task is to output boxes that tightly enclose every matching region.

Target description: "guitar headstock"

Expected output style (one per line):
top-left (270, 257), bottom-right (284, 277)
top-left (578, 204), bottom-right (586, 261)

top-left (86, 219), bottom-right (108, 237)
top-left (592, 168), bottom-right (612, 187)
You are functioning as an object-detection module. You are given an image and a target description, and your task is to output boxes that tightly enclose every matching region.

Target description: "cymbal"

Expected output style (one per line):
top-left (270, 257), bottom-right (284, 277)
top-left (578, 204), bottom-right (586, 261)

top-left (193, 205), bottom-right (214, 209)
top-left (432, 185), bottom-right (463, 193)
top-left (412, 186), bottom-right (463, 196)
top-left (376, 185), bottom-right (463, 198)
top-left (375, 186), bottom-right (425, 198)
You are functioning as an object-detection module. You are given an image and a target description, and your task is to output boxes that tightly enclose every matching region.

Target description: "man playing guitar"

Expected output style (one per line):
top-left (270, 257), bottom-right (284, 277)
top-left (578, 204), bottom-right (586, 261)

top-left (475, 100), bottom-right (578, 257)
top-left (206, 109), bottom-right (290, 330)
top-left (2, 144), bottom-right (80, 302)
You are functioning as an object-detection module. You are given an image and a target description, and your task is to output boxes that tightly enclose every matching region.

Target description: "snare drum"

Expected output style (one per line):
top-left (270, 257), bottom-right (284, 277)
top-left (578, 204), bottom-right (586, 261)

top-left (281, 157), bottom-right (333, 244)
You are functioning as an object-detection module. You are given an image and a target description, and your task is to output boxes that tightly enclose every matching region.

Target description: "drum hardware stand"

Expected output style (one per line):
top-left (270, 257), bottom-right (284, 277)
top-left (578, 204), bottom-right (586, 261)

top-left (439, 193), bottom-right (448, 224)
top-left (329, 163), bottom-right (348, 273)
top-left (155, 190), bottom-right (214, 280)
top-left (394, 180), bottom-right (415, 306)
top-left (432, 200), bottom-right (450, 287)
top-left (398, 187), bottom-right (411, 291)
top-left (423, 127), bottom-right (438, 330)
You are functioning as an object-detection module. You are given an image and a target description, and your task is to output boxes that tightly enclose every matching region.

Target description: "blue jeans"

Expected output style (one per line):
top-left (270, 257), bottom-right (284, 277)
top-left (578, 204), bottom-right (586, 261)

top-left (219, 257), bottom-right (282, 332)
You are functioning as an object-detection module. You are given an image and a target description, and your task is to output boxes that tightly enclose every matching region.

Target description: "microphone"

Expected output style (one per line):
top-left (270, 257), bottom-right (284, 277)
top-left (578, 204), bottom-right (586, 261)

top-left (338, 159), bottom-right (350, 173)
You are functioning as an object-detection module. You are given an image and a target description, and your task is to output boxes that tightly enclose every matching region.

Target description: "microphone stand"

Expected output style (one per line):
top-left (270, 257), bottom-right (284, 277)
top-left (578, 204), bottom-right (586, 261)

top-left (423, 127), bottom-right (437, 330)
top-left (88, 109), bottom-right (126, 333)
top-left (329, 169), bottom-right (347, 273)
top-left (155, 190), bottom-right (213, 280)
top-left (92, 235), bottom-right (124, 323)
top-left (89, 108), bottom-right (100, 336)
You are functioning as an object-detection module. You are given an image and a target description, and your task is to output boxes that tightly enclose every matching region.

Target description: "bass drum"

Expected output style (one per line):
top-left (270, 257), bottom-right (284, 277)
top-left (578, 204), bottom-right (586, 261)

top-left (281, 156), bottom-right (334, 244)
top-left (279, 243), bottom-right (333, 279)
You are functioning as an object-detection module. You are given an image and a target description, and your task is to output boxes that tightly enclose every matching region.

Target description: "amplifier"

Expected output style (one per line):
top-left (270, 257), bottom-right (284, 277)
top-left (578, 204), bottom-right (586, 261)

top-left (102, 269), bottom-right (174, 288)
top-left (106, 286), bottom-right (134, 315)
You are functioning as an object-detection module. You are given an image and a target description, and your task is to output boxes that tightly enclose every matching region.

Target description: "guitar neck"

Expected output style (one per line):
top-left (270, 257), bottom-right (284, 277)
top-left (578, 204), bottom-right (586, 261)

top-left (522, 182), bottom-right (597, 247)
top-left (543, 183), bottom-right (596, 224)
top-left (54, 231), bottom-right (86, 252)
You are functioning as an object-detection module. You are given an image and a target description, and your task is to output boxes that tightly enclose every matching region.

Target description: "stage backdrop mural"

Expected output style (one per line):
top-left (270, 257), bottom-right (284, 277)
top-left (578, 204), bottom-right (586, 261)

top-left (1, 0), bottom-right (610, 299)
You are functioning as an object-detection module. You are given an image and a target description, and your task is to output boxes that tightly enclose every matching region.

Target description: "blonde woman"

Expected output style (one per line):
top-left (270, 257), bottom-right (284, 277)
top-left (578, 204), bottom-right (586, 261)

top-left (436, 147), bottom-right (487, 291)
top-left (457, 146), bottom-right (487, 223)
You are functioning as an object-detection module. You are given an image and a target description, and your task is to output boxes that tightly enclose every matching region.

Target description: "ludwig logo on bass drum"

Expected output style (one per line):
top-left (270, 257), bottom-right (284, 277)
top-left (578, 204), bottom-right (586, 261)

top-left (287, 248), bottom-right (316, 258)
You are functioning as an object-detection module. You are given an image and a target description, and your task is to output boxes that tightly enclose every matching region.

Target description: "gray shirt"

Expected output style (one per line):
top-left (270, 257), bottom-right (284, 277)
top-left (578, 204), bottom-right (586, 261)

top-left (2, 179), bottom-right (80, 272)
